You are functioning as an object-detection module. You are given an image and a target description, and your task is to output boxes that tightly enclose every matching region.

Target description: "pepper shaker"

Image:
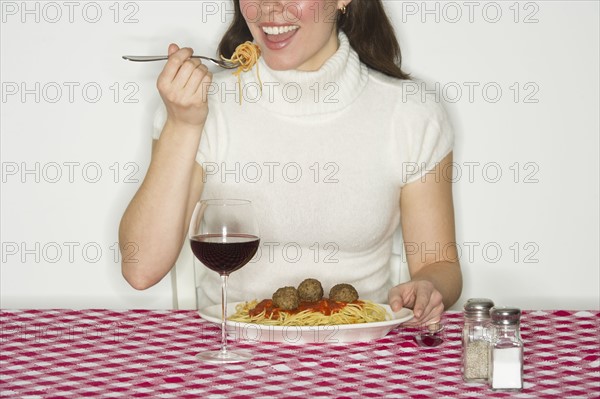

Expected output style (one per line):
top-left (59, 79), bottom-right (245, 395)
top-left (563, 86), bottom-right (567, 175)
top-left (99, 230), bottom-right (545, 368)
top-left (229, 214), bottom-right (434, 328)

top-left (462, 298), bottom-right (495, 382)
top-left (488, 307), bottom-right (524, 391)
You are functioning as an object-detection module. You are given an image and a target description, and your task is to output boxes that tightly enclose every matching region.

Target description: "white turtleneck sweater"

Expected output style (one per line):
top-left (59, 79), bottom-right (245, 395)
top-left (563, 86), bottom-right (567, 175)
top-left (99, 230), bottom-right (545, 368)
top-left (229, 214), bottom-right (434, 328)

top-left (154, 33), bottom-right (453, 307)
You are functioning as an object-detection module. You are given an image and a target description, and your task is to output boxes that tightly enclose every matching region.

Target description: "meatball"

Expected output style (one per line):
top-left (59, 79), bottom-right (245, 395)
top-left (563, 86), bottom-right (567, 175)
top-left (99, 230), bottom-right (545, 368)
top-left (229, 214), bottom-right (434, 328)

top-left (329, 283), bottom-right (359, 303)
top-left (272, 286), bottom-right (300, 310)
top-left (297, 278), bottom-right (324, 302)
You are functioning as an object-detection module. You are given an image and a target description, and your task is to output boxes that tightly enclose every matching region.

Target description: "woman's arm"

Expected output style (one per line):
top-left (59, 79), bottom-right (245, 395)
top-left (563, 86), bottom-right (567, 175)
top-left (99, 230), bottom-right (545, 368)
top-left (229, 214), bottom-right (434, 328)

top-left (119, 44), bottom-right (212, 290)
top-left (388, 152), bottom-right (463, 324)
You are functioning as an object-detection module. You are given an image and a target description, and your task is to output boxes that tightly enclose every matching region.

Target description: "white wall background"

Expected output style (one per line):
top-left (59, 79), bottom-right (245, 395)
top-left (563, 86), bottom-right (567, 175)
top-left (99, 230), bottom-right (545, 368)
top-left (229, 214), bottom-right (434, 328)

top-left (1, 1), bottom-right (598, 311)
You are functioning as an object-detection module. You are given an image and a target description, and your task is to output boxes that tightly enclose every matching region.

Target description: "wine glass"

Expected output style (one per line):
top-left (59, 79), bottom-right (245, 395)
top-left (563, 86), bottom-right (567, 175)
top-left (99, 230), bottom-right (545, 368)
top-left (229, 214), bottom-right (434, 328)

top-left (414, 323), bottom-right (445, 347)
top-left (189, 199), bottom-right (260, 363)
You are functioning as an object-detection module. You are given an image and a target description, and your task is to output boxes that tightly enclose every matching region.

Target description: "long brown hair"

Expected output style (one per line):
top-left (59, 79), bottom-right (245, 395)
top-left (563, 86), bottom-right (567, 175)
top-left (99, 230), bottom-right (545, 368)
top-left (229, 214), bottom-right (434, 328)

top-left (218, 0), bottom-right (410, 80)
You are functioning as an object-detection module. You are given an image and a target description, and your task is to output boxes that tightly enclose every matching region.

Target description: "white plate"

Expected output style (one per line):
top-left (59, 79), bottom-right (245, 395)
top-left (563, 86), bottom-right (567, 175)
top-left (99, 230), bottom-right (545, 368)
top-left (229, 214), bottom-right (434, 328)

top-left (198, 302), bottom-right (413, 344)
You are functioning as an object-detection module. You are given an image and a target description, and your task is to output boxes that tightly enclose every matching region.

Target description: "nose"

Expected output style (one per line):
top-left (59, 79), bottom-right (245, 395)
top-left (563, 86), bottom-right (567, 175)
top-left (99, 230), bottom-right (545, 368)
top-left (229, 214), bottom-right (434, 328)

top-left (244, 0), bottom-right (298, 23)
top-left (263, 1), bottom-right (284, 13)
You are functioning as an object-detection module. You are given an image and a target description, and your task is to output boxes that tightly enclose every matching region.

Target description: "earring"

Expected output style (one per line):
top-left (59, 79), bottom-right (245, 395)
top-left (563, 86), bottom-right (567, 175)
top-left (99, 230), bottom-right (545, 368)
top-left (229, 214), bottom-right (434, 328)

top-left (340, 4), bottom-right (347, 15)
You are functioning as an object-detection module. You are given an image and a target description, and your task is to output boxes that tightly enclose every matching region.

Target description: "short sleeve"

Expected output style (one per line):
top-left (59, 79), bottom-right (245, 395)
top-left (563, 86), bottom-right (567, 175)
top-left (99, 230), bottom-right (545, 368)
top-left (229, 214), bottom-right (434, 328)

top-left (398, 96), bottom-right (454, 185)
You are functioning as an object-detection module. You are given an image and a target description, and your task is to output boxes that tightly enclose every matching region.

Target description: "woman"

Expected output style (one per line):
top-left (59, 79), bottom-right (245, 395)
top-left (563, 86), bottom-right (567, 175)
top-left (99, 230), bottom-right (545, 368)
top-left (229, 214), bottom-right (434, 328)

top-left (119, 0), bottom-right (462, 326)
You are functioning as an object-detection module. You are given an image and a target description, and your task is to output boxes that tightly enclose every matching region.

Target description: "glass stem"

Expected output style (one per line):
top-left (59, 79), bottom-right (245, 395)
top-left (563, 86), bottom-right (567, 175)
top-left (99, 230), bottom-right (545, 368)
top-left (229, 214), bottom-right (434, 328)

top-left (220, 274), bottom-right (229, 355)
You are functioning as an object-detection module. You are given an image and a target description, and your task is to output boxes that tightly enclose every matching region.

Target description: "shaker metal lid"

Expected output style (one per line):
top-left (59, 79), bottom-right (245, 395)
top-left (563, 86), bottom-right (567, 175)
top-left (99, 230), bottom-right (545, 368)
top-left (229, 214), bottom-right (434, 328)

top-left (491, 306), bottom-right (522, 324)
top-left (463, 298), bottom-right (495, 312)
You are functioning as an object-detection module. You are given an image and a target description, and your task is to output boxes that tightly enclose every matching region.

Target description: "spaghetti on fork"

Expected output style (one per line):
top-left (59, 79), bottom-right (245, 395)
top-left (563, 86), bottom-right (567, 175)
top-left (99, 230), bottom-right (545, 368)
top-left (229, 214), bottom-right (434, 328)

top-left (221, 41), bottom-right (262, 103)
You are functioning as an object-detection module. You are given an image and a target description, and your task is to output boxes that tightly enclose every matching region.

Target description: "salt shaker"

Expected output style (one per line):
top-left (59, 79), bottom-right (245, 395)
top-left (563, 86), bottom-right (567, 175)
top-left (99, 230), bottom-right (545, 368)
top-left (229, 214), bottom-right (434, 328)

top-left (488, 307), bottom-right (524, 391)
top-left (462, 298), bottom-right (495, 382)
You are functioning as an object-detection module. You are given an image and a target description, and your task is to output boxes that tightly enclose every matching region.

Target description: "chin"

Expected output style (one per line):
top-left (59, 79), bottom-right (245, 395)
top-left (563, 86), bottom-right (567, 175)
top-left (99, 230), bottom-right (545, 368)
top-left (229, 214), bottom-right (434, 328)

top-left (262, 55), bottom-right (300, 72)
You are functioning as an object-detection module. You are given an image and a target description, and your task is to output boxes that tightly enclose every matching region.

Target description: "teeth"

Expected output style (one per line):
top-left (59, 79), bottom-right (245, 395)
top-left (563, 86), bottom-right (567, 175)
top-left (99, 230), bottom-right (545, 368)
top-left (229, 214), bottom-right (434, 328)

top-left (262, 25), bottom-right (299, 35)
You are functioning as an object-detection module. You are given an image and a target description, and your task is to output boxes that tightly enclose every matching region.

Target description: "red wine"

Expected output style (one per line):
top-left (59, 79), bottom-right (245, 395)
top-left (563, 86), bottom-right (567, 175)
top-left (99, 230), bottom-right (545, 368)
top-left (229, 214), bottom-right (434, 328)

top-left (414, 334), bottom-right (444, 347)
top-left (190, 234), bottom-right (260, 275)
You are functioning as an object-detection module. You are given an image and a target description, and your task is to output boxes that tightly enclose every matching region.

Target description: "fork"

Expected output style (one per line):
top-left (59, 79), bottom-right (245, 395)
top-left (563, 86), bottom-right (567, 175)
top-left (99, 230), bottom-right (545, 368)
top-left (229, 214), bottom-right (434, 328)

top-left (122, 55), bottom-right (239, 69)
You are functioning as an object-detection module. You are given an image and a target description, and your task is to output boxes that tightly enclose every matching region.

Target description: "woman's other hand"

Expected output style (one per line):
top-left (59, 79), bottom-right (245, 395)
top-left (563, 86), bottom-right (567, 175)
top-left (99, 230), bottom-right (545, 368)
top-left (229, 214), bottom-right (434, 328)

top-left (157, 44), bottom-right (212, 129)
top-left (388, 280), bottom-right (445, 326)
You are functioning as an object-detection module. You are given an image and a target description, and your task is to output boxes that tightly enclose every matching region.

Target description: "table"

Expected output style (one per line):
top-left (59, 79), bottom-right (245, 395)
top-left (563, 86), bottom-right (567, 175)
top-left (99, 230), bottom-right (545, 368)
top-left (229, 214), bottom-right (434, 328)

top-left (1, 309), bottom-right (598, 398)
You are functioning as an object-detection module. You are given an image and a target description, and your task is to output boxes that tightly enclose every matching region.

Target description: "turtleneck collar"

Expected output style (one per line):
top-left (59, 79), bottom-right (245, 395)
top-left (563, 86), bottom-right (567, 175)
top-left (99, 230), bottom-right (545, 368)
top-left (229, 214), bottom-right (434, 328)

top-left (238, 32), bottom-right (369, 117)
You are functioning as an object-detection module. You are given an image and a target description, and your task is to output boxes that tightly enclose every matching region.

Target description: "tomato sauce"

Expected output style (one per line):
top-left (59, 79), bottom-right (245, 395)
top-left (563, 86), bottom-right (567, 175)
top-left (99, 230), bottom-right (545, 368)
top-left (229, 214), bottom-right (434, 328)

top-left (248, 298), bottom-right (360, 319)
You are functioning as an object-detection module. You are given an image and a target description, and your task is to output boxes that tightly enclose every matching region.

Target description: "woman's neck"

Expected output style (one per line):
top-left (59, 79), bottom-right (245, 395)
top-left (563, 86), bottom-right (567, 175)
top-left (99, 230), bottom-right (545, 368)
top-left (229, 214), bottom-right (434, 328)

top-left (239, 32), bottom-right (369, 117)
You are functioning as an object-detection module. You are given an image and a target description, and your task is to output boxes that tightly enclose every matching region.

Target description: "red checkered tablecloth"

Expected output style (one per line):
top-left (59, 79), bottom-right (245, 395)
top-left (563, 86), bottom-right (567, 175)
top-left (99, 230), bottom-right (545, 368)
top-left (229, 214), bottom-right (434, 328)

top-left (1, 309), bottom-right (598, 398)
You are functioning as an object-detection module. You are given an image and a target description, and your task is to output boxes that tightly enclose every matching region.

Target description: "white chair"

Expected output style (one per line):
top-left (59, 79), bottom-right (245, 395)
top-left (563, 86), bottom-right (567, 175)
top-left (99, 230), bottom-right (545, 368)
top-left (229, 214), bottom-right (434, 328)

top-left (171, 245), bottom-right (197, 309)
top-left (391, 227), bottom-right (411, 286)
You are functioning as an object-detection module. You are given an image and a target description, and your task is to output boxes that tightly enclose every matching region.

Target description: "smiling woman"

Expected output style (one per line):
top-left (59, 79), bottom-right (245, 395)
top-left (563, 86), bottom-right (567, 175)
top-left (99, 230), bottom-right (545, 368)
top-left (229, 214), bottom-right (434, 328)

top-left (237, 0), bottom-right (342, 71)
top-left (119, 0), bottom-right (462, 328)
top-left (219, 0), bottom-right (410, 78)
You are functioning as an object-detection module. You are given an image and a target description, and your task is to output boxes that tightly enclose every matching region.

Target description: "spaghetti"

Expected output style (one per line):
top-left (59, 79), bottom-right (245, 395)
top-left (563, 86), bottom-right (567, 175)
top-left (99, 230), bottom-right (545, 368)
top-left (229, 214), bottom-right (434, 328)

top-left (229, 298), bottom-right (389, 327)
top-left (220, 41), bottom-right (262, 103)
